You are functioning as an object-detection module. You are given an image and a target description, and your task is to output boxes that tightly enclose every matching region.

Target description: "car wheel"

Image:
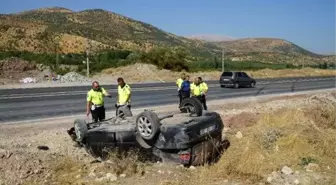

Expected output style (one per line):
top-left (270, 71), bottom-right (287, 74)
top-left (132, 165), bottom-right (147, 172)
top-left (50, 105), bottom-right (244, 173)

top-left (74, 119), bottom-right (88, 142)
top-left (136, 110), bottom-right (160, 141)
top-left (220, 85), bottom-right (225, 88)
top-left (250, 82), bottom-right (256, 88)
top-left (135, 133), bottom-right (153, 149)
top-left (233, 83), bottom-right (239, 89)
top-left (116, 105), bottom-right (133, 118)
top-left (179, 97), bottom-right (203, 116)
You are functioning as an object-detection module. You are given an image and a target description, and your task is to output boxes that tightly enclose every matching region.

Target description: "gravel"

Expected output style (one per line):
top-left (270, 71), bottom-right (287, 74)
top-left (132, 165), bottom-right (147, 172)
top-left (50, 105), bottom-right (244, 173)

top-left (59, 72), bottom-right (92, 83)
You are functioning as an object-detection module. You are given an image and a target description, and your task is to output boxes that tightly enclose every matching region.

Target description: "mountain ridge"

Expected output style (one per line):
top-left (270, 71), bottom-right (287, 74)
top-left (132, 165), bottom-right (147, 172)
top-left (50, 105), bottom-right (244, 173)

top-left (0, 7), bottom-right (334, 65)
top-left (186, 34), bottom-right (235, 42)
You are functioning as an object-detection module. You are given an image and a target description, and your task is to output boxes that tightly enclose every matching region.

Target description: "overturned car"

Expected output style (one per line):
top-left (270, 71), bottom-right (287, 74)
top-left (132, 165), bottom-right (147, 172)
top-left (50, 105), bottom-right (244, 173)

top-left (68, 97), bottom-right (227, 166)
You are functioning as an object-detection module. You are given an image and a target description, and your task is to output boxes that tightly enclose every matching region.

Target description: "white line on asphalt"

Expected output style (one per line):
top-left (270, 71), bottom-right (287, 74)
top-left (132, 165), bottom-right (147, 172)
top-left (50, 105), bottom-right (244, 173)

top-left (3, 87), bottom-right (335, 125)
top-left (0, 85), bottom-right (216, 99)
top-left (0, 78), bottom-right (334, 99)
top-left (0, 105), bottom-right (176, 125)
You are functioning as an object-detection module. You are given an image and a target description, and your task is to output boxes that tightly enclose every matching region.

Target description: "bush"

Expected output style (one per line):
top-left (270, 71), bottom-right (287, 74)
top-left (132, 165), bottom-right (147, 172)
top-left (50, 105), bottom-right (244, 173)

top-left (188, 59), bottom-right (296, 72)
top-left (54, 67), bottom-right (71, 75)
top-left (139, 47), bottom-right (189, 72)
top-left (0, 50), bottom-right (333, 73)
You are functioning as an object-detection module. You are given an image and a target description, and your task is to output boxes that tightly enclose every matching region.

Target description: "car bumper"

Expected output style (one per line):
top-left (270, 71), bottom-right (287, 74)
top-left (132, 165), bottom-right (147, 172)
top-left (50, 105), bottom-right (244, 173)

top-left (219, 81), bottom-right (234, 86)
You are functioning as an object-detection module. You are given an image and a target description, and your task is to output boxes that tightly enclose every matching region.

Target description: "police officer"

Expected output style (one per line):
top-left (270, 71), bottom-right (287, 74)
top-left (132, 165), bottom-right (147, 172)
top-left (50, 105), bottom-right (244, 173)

top-left (191, 77), bottom-right (208, 110)
top-left (116, 77), bottom-right (131, 109)
top-left (86, 81), bottom-right (111, 122)
top-left (176, 73), bottom-right (186, 106)
top-left (181, 75), bottom-right (191, 100)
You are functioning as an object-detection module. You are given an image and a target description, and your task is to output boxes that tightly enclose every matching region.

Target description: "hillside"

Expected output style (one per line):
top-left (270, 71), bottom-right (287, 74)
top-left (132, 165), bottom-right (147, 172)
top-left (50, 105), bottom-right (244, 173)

top-left (0, 7), bottom-right (334, 65)
top-left (209, 38), bottom-right (335, 65)
top-left (0, 7), bottom-right (214, 58)
top-left (186, 34), bottom-right (235, 42)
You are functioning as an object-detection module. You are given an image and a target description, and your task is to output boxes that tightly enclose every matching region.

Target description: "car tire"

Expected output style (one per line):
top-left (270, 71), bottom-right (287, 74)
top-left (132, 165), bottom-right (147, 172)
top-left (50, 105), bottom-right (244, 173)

top-left (135, 133), bottom-right (153, 149)
top-left (74, 119), bottom-right (88, 142)
top-left (220, 85), bottom-right (225, 88)
top-left (179, 97), bottom-right (203, 117)
top-left (250, 82), bottom-right (256, 88)
top-left (136, 110), bottom-right (161, 141)
top-left (116, 105), bottom-right (133, 118)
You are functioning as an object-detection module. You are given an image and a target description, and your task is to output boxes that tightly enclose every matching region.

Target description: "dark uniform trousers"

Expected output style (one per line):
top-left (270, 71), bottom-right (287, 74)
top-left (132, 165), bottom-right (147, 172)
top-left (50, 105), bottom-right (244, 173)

top-left (178, 90), bottom-right (182, 105)
top-left (195, 95), bottom-right (207, 110)
top-left (91, 105), bottom-right (105, 122)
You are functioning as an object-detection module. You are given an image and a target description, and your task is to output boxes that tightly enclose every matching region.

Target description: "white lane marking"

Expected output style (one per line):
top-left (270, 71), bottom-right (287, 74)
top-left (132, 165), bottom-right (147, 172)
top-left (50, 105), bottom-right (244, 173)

top-left (3, 87), bottom-right (335, 125)
top-left (0, 78), bottom-right (334, 99)
top-left (0, 105), bottom-right (178, 125)
top-left (0, 84), bottom-right (214, 99)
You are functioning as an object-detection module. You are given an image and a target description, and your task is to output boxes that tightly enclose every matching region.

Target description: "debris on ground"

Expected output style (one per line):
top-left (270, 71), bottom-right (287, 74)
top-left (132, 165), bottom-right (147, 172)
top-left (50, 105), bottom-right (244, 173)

top-left (37, 146), bottom-right (49, 151)
top-left (20, 77), bottom-right (37, 84)
top-left (235, 131), bottom-right (243, 139)
top-left (304, 163), bottom-right (320, 172)
top-left (281, 166), bottom-right (294, 175)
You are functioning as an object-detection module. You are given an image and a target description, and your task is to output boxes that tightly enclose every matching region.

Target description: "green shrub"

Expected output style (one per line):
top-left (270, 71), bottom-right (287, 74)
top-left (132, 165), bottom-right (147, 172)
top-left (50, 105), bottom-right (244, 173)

top-left (0, 49), bottom-right (332, 74)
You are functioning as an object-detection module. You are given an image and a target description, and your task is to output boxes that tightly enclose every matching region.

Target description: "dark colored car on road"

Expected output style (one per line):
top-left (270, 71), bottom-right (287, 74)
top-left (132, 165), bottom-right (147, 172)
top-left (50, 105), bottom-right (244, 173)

top-left (219, 71), bottom-right (256, 88)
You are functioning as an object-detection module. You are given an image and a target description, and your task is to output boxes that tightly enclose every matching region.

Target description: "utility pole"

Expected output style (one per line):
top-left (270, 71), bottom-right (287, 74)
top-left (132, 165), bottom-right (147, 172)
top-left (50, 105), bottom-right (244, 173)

top-left (55, 35), bottom-right (60, 69)
top-left (222, 48), bottom-right (225, 72)
top-left (86, 39), bottom-right (90, 78)
top-left (56, 52), bottom-right (59, 69)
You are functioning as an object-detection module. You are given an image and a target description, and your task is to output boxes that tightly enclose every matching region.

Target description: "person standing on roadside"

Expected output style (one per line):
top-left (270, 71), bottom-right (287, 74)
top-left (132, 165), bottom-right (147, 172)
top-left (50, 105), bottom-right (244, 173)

top-left (191, 77), bottom-right (208, 110)
top-left (116, 77), bottom-right (131, 110)
top-left (180, 75), bottom-right (191, 101)
top-left (86, 81), bottom-right (111, 122)
top-left (176, 73), bottom-right (186, 106)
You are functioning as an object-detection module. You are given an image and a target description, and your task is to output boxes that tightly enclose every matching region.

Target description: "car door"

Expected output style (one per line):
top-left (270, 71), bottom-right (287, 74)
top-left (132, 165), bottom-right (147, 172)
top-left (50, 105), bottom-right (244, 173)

top-left (241, 72), bottom-right (251, 85)
top-left (236, 72), bottom-right (243, 84)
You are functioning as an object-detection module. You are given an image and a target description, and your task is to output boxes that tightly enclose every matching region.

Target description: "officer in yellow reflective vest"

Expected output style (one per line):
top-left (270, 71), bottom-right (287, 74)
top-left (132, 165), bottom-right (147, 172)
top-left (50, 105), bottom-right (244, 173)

top-left (86, 81), bottom-right (111, 122)
top-left (176, 73), bottom-right (186, 106)
top-left (116, 77), bottom-right (131, 109)
top-left (191, 77), bottom-right (208, 110)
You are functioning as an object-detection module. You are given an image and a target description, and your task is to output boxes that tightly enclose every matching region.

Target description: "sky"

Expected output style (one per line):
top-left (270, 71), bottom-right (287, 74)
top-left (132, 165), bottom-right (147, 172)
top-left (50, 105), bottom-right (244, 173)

top-left (1, 0), bottom-right (335, 55)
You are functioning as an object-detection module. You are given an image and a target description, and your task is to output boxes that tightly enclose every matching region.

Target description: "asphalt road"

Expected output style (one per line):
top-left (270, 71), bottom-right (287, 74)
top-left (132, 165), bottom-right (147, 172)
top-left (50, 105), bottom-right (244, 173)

top-left (0, 76), bottom-right (335, 123)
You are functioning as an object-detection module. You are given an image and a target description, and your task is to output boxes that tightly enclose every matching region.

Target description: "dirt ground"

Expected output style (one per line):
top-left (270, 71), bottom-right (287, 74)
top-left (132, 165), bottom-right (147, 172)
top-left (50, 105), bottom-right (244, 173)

top-left (95, 63), bottom-right (336, 84)
top-left (0, 89), bottom-right (335, 185)
top-left (1, 62), bottom-right (335, 89)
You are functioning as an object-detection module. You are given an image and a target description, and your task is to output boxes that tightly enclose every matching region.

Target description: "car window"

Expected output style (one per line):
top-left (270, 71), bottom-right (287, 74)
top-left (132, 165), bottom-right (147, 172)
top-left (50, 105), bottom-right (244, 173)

top-left (242, 72), bottom-right (249, 77)
top-left (221, 72), bottom-right (233, 77)
top-left (237, 72), bottom-right (243, 77)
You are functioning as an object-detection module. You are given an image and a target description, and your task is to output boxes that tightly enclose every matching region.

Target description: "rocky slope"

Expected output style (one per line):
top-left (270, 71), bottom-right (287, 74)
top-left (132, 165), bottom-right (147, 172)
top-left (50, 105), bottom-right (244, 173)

top-left (209, 38), bottom-right (335, 65)
top-left (0, 7), bottom-right (334, 64)
top-left (0, 7), bottom-right (212, 58)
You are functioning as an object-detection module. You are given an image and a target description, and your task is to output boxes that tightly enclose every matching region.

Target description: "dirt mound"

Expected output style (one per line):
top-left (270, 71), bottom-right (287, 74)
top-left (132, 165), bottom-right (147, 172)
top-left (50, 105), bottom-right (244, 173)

top-left (0, 57), bottom-right (41, 84)
top-left (0, 57), bottom-right (36, 76)
top-left (59, 72), bottom-right (91, 83)
top-left (94, 63), bottom-right (219, 84)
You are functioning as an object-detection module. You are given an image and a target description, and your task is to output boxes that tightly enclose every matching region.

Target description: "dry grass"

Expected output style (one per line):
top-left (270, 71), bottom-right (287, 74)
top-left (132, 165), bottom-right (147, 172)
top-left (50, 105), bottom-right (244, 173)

top-left (182, 96), bottom-right (336, 185)
top-left (249, 67), bottom-right (336, 78)
top-left (96, 63), bottom-right (335, 84)
top-left (19, 93), bottom-right (336, 185)
top-left (23, 149), bottom-right (148, 185)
